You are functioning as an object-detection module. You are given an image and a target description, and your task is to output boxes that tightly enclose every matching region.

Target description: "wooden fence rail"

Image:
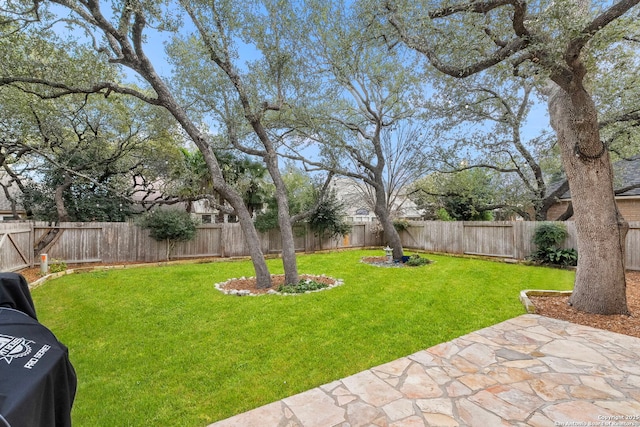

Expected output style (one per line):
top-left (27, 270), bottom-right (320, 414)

top-left (0, 223), bottom-right (33, 272)
top-left (1, 220), bottom-right (638, 272)
top-left (399, 221), bottom-right (580, 260)
top-left (0, 221), bottom-right (382, 271)
top-left (399, 220), bottom-right (637, 270)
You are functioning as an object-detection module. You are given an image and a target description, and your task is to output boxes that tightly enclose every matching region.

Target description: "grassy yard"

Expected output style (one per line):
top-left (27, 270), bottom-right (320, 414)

top-left (31, 249), bottom-right (574, 427)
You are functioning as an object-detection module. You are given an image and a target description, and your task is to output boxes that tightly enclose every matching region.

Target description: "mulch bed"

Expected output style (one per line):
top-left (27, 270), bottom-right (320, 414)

top-left (530, 270), bottom-right (640, 338)
top-left (216, 274), bottom-right (338, 295)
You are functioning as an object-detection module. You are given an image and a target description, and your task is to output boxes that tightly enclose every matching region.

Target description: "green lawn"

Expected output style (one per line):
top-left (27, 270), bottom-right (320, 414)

top-left (32, 249), bottom-right (574, 427)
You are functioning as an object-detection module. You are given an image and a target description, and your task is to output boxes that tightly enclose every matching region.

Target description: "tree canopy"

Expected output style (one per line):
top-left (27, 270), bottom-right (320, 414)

top-left (1, 0), bottom-right (639, 303)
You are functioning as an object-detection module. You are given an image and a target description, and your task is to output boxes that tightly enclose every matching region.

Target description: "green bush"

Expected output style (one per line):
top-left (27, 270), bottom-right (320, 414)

top-left (529, 223), bottom-right (577, 267)
top-left (393, 219), bottom-right (410, 232)
top-left (49, 259), bottom-right (68, 273)
top-left (405, 254), bottom-right (432, 267)
top-left (138, 210), bottom-right (199, 259)
top-left (254, 209), bottom-right (278, 233)
top-left (308, 198), bottom-right (351, 239)
top-left (436, 208), bottom-right (453, 221)
top-left (532, 222), bottom-right (568, 249)
top-left (138, 210), bottom-right (199, 242)
top-left (277, 279), bottom-right (329, 294)
top-left (533, 247), bottom-right (578, 267)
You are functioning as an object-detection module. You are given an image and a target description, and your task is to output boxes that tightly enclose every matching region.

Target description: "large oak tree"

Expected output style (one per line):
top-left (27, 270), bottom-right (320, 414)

top-left (1, 0), bottom-right (276, 287)
top-left (381, 0), bottom-right (640, 314)
top-left (284, 1), bottom-right (431, 260)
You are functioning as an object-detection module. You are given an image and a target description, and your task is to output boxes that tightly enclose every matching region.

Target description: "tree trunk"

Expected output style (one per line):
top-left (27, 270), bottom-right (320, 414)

top-left (277, 203), bottom-right (299, 285)
top-left (239, 213), bottom-right (272, 288)
top-left (265, 153), bottom-right (299, 286)
top-left (374, 185), bottom-right (404, 260)
top-left (222, 188), bottom-right (273, 289)
top-left (144, 78), bottom-right (273, 289)
top-left (216, 194), bottom-right (225, 223)
top-left (548, 83), bottom-right (629, 315)
top-left (55, 174), bottom-right (73, 222)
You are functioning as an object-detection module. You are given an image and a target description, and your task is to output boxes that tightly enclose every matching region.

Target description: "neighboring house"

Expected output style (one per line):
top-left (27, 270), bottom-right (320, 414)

top-left (190, 198), bottom-right (239, 224)
top-left (546, 156), bottom-right (640, 221)
top-left (331, 177), bottom-right (424, 222)
top-left (130, 178), bottom-right (237, 224)
top-left (0, 174), bottom-right (26, 221)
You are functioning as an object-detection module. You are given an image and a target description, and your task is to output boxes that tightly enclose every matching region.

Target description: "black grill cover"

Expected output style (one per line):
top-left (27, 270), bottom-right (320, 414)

top-left (0, 274), bottom-right (37, 321)
top-left (0, 273), bottom-right (76, 427)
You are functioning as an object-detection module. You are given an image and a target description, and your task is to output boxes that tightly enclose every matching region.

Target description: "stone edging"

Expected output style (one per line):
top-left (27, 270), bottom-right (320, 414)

top-left (519, 289), bottom-right (573, 313)
top-left (27, 262), bottom-right (345, 297)
top-left (214, 275), bottom-right (344, 297)
top-left (27, 261), bottom-right (193, 290)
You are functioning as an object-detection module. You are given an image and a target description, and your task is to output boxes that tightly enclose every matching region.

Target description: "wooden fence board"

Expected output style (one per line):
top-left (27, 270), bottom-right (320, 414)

top-left (627, 222), bottom-right (640, 271)
top-left (101, 222), bottom-right (134, 263)
top-left (513, 221), bottom-right (535, 260)
top-left (403, 222), bottom-right (464, 254)
top-left (34, 224), bottom-right (101, 263)
top-left (348, 224), bottom-right (366, 247)
top-left (1, 220), bottom-right (640, 271)
top-left (463, 221), bottom-right (515, 258)
top-left (0, 225), bottom-right (32, 271)
top-left (173, 225), bottom-right (223, 259)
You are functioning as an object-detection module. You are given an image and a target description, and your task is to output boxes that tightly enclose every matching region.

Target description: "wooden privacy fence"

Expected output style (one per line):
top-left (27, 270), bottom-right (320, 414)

top-left (400, 221), bottom-right (639, 270)
top-left (400, 221), bottom-right (578, 260)
top-left (0, 222), bottom-right (33, 272)
top-left (0, 221), bottom-right (382, 271)
top-left (1, 220), bottom-right (639, 272)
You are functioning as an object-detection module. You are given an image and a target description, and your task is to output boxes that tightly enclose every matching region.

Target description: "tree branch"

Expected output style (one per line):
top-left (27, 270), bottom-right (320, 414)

top-left (565, 0), bottom-right (640, 68)
top-left (385, 0), bottom-right (530, 78)
top-left (0, 77), bottom-right (162, 105)
top-left (290, 171), bottom-right (335, 223)
top-left (599, 109), bottom-right (640, 128)
top-left (615, 182), bottom-right (640, 195)
top-left (421, 0), bottom-right (515, 19)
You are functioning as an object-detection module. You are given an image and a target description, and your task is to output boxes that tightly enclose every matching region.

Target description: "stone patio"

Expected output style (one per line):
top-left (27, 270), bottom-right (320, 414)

top-left (208, 314), bottom-right (640, 427)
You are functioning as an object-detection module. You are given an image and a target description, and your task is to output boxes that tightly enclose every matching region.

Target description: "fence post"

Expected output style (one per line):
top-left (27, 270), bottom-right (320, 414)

top-left (40, 253), bottom-right (48, 275)
top-left (423, 222), bottom-right (428, 251)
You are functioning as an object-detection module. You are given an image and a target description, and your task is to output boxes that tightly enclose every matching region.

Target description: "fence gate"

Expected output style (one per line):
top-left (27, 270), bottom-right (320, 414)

top-left (0, 226), bottom-right (33, 271)
top-left (463, 222), bottom-right (515, 258)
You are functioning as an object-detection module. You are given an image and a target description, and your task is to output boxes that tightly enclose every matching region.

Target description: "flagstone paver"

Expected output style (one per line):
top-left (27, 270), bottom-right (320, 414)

top-left (207, 314), bottom-right (640, 427)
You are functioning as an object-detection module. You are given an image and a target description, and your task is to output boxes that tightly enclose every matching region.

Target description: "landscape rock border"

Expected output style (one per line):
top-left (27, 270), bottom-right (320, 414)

top-left (214, 275), bottom-right (344, 297)
top-left (26, 261), bottom-right (194, 290)
top-left (360, 256), bottom-right (430, 268)
top-left (520, 289), bottom-right (573, 313)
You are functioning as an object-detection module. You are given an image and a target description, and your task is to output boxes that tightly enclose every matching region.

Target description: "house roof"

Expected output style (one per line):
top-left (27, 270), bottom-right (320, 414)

top-left (548, 156), bottom-right (640, 200)
top-left (614, 156), bottom-right (640, 196)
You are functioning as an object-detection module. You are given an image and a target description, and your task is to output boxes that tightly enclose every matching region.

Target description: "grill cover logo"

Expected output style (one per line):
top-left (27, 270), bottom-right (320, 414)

top-left (0, 334), bottom-right (33, 364)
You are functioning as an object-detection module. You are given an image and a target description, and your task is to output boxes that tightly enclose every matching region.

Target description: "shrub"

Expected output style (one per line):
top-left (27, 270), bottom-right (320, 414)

top-left (529, 223), bottom-right (577, 267)
top-left (533, 247), bottom-right (578, 267)
top-left (436, 208), bottom-right (453, 221)
top-left (393, 219), bottom-right (410, 232)
top-left (308, 198), bottom-right (351, 239)
top-left (254, 209), bottom-right (278, 233)
top-left (405, 254), bottom-right (432, 267)
top-left (532, 222), bottom-right (569, 249)
top-left (138, 210), bottom-right (200, 259)
top-left (277, 279), bottom-right (329, 294)
top-left (49, 259), bottom-right (68, 273)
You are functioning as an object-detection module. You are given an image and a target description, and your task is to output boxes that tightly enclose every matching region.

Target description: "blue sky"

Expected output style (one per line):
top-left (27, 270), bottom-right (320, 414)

top-left (48, 0), bottom-right (553, 168)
